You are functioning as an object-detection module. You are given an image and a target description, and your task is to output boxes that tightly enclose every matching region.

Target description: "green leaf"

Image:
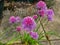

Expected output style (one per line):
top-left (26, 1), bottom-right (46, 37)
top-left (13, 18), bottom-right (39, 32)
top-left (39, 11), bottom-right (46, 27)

top-left (0, 42), bottom-right (6, 45)
top-left (7, 32), bottom-right (21, 44)
top-left (46, 31), bottom-right (56, 35)
top-left (46, 30), bottom-right (60, 37)
top-left (45, 0), bottom-right (55, 8)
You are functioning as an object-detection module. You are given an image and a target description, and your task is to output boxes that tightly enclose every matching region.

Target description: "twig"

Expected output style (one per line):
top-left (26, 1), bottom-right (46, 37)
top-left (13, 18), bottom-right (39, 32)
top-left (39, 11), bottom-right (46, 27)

top-left (40, 18), bottom-right (52, 45)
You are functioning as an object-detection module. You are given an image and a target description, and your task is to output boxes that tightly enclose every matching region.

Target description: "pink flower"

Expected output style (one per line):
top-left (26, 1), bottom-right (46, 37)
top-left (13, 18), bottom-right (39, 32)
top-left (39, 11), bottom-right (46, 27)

top-left (16, 26), bottom-right (21, 32)
top-left (46, 9), bottom-right (54, 21)
top-left (41, 6), bottom-right (47, 10)
top-left (9, 16), bottom-right (16, 23)
top-left (16, 16), bottom-right (21, 23)
top-left (30, 31), bottom-right (39, 39)
top-left (47, 9), bottom-right (54, 16)
top-left (37, 10), bottom-right (46, 17)
top-left (36, 1), bottom-right (46, 9)
top-left (47, 15), bottom-right (53, 21)
top-left (22, 16), bottom-right (36, 31)
top-left (33, 15), bottom-right (38, 20)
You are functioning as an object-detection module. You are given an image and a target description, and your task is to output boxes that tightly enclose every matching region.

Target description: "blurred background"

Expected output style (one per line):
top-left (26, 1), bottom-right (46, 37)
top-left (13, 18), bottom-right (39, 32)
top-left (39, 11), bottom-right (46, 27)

top-left (0, 0), bottom-right (60, 45)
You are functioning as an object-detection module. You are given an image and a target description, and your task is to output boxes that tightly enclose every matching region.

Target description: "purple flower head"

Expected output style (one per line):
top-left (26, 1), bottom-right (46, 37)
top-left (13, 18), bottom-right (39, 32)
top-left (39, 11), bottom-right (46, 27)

top-left (9, 16), bottom-right (16, 23)
top-left (22, 16), bottom-right (36, 31)
top-left (47, 9), bottom-right (54, 21)
top-left (47, 15), bottom-right (53, 21)
top-left (36, 1), bottom-right (46, 9)
top-left (30, 31), bottom-right (39, 39)
top-left (33, 15), bottom-right (38, 20)
top-left (37, 10), bottom-right (46, 17)
top-left (47, 9), bottom-right (54, 16)
top-left (16, 16), bottom-right (21, 23)
top-left (41, 6), bottom-right (47, 10)
top-left (16, 26), bottom-right (21, 32)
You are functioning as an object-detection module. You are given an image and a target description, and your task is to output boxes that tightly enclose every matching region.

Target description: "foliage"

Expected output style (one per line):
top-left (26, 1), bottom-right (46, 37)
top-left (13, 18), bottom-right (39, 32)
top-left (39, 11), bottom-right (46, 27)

top-left (0, 42), bottom-right (6, 45)
top-left (44, 0), bottom-right (55, 8)
top-left (0, 0), bottom-right (57, 45)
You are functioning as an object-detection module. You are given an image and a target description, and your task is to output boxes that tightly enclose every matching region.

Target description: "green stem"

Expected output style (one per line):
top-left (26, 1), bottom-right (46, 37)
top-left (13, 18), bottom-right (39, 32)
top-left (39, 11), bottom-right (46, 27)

top-left (40, 18), bottom-right (51, 45)
top-left (18, 31), bottom-right (23, 42)
top-left (35, 17), bottom-right (41, 32)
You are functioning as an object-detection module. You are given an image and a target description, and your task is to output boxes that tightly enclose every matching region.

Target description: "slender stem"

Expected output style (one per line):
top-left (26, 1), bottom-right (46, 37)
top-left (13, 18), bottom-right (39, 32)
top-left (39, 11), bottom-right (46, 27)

top-left (19, 31), bottom-right (23, 42)
top-left (40, 18), bottom-right (51, 45)
top-left (35, 17), bottom-right (41, 32)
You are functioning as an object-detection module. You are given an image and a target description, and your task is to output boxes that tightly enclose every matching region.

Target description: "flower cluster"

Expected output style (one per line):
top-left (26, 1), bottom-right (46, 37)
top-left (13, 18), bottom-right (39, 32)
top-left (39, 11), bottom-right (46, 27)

top-left (16, 26), bottom-right (21, 32)
top-left (8, 1), bottom-right (54, 45)
top-left (30, 31), bottom-right (39, 39)
top-left (22, 16), bottom-right (36, 31)
top-left (36, 1), bottom-right (54, 21)
top-left (9, 16), bottom-right (21, 23)
top-left (33, 15), bottom-right (38, 20)
top-left (36, 1), bottom-right (46, 9)
top-left (9, 16), bottom-right (39, 39)
top-left (9, 16), bottom-right (16, 23)
top-left (22, 16), bottom-right (38, 39)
